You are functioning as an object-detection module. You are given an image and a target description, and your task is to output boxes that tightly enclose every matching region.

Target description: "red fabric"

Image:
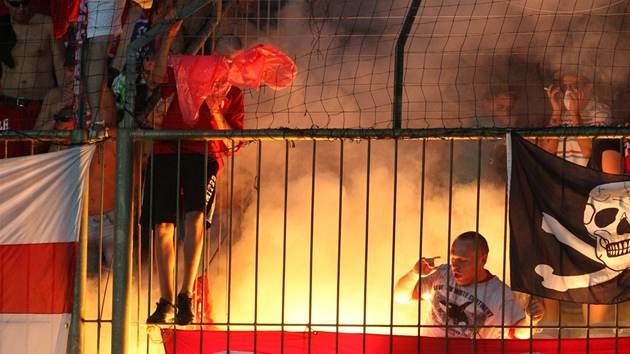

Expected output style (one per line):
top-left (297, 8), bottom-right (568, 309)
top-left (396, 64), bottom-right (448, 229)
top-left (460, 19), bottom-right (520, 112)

top-left (163, 330), bottom-right (630, 354)
top-left (230, 44), bottom-right (298, 90)
top-left (0, 102), bottom-right (41, 158)
top-left (0, 0), bottom-right (75, 39)
top-left (167, 45), bottom-right (296, 126)
top-left (50, 0), bottom-right (79, 39)
top-left (0, 242), bottom-right (76, 314)
top-left (193, 275), bottom-right (212, 324)
top-left (155, 68), bottom-right (245, 174)
top-left (168, 55), bottom-right (231, 126)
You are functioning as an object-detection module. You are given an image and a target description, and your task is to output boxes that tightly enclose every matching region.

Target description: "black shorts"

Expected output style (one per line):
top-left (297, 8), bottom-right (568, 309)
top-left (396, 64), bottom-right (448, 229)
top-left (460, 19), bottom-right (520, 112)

top-left (140, 154), bottom-right (219, 227)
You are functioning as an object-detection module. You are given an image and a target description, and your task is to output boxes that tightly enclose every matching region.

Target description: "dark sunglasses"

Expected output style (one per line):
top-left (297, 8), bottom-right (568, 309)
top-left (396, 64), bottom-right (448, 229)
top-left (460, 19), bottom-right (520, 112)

top-left (7, 0), bottom-right (30, 7)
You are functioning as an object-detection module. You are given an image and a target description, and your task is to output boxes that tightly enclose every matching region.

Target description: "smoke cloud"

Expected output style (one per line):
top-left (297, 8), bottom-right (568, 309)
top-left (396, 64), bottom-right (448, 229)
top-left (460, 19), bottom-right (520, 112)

top-left (151, 0), bottom-right (630, 337)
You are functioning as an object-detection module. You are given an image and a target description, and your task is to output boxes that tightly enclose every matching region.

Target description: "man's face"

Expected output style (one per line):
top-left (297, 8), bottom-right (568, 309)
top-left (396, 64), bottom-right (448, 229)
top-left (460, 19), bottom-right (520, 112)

top-left (491, 94), bottom-right (513, 116)
top-left (562, 78), bottom-right (579, 93)
top-left (450, 239), bottom-right (487, 286)
top-left (6, 0), bottom-right (32, 24)
top-left (561, 76), bottom-right (593, 97)
top-left (490, 93), bottom-right (514, 126)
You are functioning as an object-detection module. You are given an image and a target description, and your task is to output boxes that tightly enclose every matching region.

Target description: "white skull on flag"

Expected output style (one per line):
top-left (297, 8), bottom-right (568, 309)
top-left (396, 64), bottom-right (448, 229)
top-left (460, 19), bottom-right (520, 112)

top-left (584, 181), bottom-right (630, 271)
top-left (535, 181), bottom-right (630, 292)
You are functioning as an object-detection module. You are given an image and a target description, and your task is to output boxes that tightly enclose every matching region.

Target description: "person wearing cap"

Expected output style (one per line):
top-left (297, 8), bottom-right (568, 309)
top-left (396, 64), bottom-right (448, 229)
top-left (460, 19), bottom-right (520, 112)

top-left (538, 71), bottom-right (615, 329)
top-left (538, 72), bottom-right (612, 166)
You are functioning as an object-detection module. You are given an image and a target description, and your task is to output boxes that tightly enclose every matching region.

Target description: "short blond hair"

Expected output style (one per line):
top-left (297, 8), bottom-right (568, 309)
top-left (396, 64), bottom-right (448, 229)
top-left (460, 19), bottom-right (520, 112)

top-left (454, 231), bottom-right (489, 255)
top-left (214, 34), bottom-right (243, 59)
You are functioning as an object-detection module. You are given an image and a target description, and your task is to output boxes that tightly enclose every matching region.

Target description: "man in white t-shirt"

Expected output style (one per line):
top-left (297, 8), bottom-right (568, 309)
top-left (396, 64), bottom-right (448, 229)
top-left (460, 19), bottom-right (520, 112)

top-left (394, 232), bottom-right (544, 339)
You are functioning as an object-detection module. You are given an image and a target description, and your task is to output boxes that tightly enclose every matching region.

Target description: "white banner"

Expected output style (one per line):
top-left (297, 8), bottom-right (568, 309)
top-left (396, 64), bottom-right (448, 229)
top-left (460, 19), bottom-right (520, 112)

top-left (0, 145), bottom-right (95, 354)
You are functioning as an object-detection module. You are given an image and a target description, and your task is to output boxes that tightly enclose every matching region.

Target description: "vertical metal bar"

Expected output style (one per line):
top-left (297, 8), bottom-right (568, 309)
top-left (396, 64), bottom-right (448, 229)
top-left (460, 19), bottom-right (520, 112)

top-left (308, 140), bottom-right (316, 353)
top-left (417, 139), bottom-right (427, 351)
top-left (445, 139), bottom-right (454, 352)
top-left (361, 140), bottom-right (372, 353)
top-left (393, 0), bottom-right (422, 129)
top-left (199, 141), bottom-right (211, 352)
top-left (389, 139), bottom-right (400, 353)
top-left (110, 10), bottom-right (144, 351)
top-left (226, 138), bottom-right (233, 348)
top-left (145, 146), bottom-right (156, 354)
top-left (133, 142), bottom-right (144, 354)
top-left (67, 174), bottom-right (89, 354)
top-left (253, 141), bottom-right (263, 351)
top-left (280, 140), bottom-right (290, 353)
top-left (111, 127), bottom-right (134, 354)
top-left (172, 143), bottom-right (183, 353)
top-left (226, 139), bottom-right (237, 348)
top-left (472, 139), bottom-right (484, 343)
top-left (500, 137), bottom-right (514, 348)
top-left (335, 140), bottom-right (344, 353)
top-left (96, 144), bottom-right (105, 353)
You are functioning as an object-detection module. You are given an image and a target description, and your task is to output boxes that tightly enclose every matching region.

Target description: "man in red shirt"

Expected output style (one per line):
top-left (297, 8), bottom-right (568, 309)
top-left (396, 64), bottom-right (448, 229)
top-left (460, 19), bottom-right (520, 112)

top-left (141, 22), bottom-right (244, 326)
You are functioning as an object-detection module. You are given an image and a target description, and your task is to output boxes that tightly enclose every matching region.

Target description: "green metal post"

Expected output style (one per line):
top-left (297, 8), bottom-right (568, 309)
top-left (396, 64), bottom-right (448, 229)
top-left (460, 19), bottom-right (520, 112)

top-left (393, 0), bottom-right (422, 129)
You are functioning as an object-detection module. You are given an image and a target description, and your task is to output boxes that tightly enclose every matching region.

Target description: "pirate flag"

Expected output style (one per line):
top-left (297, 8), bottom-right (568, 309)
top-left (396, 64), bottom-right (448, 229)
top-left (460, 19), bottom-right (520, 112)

top-left (507, 132), bottom-right (630, 304)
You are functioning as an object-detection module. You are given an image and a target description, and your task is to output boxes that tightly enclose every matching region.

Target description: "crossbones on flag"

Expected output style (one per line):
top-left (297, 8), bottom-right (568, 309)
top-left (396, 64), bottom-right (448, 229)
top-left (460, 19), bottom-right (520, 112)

top-left (507, 132), bottom-right (630, 304)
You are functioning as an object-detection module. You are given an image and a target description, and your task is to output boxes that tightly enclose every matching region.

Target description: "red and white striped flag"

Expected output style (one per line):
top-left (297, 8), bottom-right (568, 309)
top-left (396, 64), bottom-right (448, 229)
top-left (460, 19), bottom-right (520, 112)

top-left (0, 145), bottom-right (94, 353)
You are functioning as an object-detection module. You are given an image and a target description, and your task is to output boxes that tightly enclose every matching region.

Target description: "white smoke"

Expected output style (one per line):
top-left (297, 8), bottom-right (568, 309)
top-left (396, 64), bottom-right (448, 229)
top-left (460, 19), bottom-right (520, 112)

top-left (149, 0), bottom-right (630, 339)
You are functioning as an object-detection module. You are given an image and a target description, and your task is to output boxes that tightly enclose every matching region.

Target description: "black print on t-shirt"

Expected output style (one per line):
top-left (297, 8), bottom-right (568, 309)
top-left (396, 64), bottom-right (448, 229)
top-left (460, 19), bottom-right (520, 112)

top-left (431, 284), bottom-right (495, 338)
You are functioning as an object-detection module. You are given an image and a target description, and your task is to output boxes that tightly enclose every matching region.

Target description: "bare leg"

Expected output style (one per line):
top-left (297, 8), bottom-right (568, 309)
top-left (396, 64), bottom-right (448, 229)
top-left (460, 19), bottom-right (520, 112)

top-left (85, 34), bottom-right (116, 130)
top-left (155, 222), bottom-right (176, 303)
top-left (180, 210), bottom-right (204, 295)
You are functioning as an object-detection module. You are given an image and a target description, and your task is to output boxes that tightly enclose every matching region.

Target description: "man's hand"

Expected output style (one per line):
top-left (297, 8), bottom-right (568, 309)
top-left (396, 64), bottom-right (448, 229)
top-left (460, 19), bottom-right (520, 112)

top-left (416, 256), bottom-right (439, 276)
top-left (395, 258), bottom-right (438, 304)
top-left (525, 297), bottom-right (545, 324)
top-left (565, 89), bottom-right (585, 126)
top-left (58, 84), bottom-right (74, 112)
top-left (513, 296), bottom-right (546, 339)
top-left (211, 108), bottom-right (234, 147)
top-left (156, 12), bottom-right (182, 49)
top-left (546, 84), bottom-right (563, 113)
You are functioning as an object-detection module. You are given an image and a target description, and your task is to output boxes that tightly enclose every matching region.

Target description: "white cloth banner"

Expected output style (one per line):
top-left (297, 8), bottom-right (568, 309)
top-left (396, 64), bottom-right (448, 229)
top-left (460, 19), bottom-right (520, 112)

top-left (0, 145), bottom-right (95, 354)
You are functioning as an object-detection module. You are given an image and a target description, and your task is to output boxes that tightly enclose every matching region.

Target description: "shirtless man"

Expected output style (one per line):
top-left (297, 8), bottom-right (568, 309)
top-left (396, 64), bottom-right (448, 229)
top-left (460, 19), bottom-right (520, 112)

top-left (0, 0), bottom-right (70, 157)
top-left (0, 0), bottom-right (69, 110)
